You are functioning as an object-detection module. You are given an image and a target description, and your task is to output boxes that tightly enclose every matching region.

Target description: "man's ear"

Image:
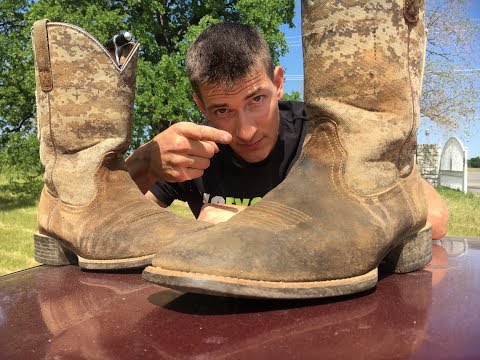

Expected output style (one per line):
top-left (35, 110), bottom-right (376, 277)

top-left (273, 66), bottom-right (285, 100)
top-left (193, 93), bottom-right (207, 116)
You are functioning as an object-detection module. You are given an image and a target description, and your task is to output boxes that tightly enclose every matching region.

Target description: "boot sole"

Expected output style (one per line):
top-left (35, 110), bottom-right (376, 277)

top-left (142, 267), bottom-right (378, 299)
top-left (142, 225), bottom-right (432, 299)
top-left (34, 232), bottom-right (154, 270)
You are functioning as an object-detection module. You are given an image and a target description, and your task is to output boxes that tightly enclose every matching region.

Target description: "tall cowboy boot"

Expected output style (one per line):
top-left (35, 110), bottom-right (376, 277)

top-left (143, 0), bottom-right (431, 298)
top-left (32, 20), bottom-right (206, 270)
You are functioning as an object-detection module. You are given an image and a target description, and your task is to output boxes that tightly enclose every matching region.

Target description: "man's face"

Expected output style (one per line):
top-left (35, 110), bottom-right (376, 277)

top-left (194, 66), bottom-right (284, 163)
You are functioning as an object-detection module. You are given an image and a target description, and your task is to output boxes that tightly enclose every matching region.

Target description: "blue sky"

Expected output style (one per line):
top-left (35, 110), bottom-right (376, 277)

top-left (279, 0), bottom-right (480, 158)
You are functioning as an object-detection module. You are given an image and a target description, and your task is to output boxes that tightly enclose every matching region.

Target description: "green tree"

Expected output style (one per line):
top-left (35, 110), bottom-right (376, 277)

top-left (468, 156), bottom-right (480, 168)
top-left (422, 0), bottom-right (480, 132)
top-left (0, 0), bottom-right (295, 191)
top-left (283, 90), bottom-right (302, 101)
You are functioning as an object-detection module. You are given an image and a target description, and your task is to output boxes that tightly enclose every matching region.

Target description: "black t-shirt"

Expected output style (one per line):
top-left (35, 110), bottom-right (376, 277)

top-left (150, 101), bottom-right (307, 218)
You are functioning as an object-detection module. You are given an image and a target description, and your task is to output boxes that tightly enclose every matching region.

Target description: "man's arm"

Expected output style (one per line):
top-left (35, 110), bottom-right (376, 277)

top-left (125, 141), bottom-right (158, 194)
top-left (197, 204), bottom-right (246, 224)
top-left (144, 190), bottom-right (168, 208)
top-left (125, 122), bottom-right (232, 194)
top-left (422, 178), bottom-right (449, 240)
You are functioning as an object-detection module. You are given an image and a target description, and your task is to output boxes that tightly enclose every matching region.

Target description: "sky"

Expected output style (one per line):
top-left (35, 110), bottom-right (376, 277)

top-left (278, 0), bottom-right (480, 158)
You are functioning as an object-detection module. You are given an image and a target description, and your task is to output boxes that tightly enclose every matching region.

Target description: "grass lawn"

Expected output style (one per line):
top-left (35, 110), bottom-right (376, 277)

top-left (0, 174), bottom-right (193, 275)
top-left (437, 186), bottom-right (480, 237)
top-left (0, 174), bottom-right (479, 275)
top-left (0, 190), bottom-right (38, 275)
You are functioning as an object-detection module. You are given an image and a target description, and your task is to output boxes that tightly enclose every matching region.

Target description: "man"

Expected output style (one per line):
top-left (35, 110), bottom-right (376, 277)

top-left (126, 23), bottom-right (307, 223)
top-left (126, 22), bottom-right (448, 237)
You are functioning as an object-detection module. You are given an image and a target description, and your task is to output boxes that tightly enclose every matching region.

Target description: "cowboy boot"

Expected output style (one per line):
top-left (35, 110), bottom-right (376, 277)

top-left (143, 0), bottom-right (431, 297)
top-left (32, 19), bottom-right (206, 270)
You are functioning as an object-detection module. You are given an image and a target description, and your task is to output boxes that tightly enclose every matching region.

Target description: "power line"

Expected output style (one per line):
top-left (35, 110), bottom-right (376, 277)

top-left (284, 67), bottom-right (480, 80)
top-left (284, 75), bottom-right (304, 81)
top-left (451, 68), bottom-right (480, 72)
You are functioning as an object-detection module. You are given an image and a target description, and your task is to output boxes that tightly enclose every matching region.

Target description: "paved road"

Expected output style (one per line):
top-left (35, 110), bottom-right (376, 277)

top-left (468, 169), bottom-right (480, 194)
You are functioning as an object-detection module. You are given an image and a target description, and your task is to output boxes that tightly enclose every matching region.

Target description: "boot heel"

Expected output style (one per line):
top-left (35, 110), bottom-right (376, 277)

top-left (382, 224), bottom-right (432, 273)
top-left (34, 232), bottom-right (78, 266)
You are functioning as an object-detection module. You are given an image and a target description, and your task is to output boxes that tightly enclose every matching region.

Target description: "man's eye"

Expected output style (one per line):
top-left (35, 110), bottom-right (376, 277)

top-left (252, 95), bottom-right (263, 102)
top-left (216, 108), bottom-right (228, 115)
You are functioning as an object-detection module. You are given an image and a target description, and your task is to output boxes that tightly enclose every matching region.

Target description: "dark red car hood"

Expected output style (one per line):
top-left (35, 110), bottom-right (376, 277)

top-left (1, 236), bottom-right (479, 359)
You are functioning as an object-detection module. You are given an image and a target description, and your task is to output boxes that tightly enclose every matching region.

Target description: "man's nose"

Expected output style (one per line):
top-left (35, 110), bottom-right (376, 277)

top-left (235, 110), bottom-right (257, 142)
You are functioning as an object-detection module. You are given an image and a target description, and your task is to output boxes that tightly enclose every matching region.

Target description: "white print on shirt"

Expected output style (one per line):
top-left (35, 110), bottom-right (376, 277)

top-left (202, 193), bottom-right (262, 206)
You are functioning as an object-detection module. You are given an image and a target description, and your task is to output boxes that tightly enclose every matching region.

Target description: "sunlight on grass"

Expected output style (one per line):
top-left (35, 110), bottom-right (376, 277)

top-left (437, 187), bottom-right (480, 237)
top-left (0, 181), bottom-right (194, 275)
top-left (0, 193), bottom-right (39, 275)
top-left (168, 200), bottom-right (195, 219)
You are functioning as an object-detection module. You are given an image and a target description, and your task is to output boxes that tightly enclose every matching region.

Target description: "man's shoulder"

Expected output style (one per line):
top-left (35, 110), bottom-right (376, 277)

top-left (278, 100), bottom-right (306, 124)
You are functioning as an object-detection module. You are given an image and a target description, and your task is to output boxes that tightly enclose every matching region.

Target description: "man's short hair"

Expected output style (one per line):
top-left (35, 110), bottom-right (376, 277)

top-left (186, 22), bottom-right (274, 97)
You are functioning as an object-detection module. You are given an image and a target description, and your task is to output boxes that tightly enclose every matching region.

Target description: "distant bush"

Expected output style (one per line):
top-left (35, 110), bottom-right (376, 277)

top-left (468, 156), bottom-right (480, 168)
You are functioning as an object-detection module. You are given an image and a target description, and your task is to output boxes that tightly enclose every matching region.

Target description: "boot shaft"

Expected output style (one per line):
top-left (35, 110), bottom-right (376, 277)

top-left (302, 0), bottom-right (427, 196)
top-left (32, 20), bottom-right (139, 205)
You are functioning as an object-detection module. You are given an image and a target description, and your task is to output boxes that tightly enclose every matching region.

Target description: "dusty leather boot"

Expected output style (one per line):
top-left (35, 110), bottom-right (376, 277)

top-left (32, 19), bottom-right (206, 270)
top-left (143, 0), bottom-right (431, 297)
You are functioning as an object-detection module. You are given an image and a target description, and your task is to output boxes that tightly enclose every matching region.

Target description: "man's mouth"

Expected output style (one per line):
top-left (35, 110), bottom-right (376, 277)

top-left (238, 137), bottom-right (264, 150)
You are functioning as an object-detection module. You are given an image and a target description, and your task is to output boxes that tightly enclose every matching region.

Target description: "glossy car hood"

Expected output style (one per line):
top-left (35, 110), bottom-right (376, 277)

top-left (0, 236), bottom-right (479, 359)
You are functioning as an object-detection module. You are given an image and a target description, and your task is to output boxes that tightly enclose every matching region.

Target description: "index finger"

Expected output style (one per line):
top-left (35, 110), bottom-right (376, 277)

top-left (174, 122), bottom-right (232, 144)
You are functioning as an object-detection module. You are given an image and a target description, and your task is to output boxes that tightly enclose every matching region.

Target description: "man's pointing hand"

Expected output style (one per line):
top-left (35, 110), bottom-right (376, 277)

top-left (126, 122), bottom-right (232, 193)
top-left (153, 122), bottom-right (232, 183)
